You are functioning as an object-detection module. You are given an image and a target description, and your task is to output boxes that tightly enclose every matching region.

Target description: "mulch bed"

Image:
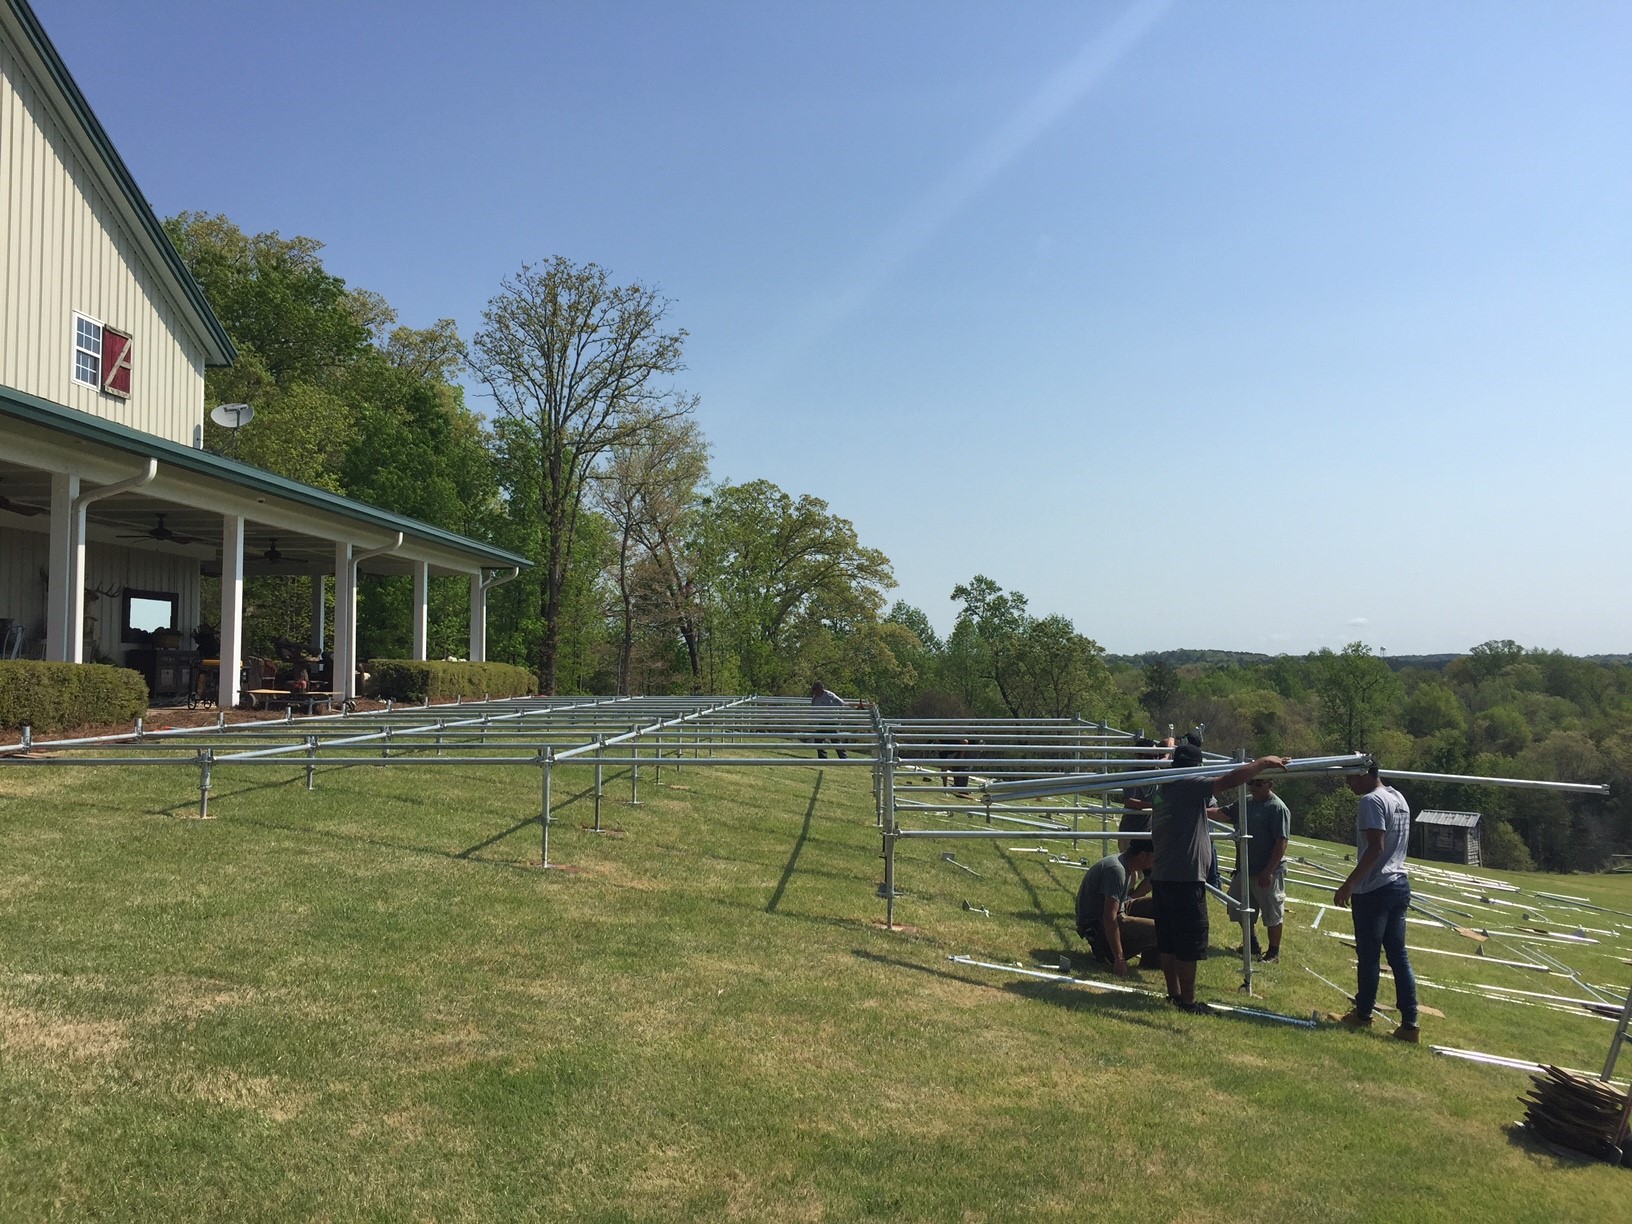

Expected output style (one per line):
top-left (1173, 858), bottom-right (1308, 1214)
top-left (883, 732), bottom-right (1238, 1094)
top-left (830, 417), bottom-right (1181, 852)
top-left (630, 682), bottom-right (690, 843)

top-left (7, 697), bottom-right (406, 745)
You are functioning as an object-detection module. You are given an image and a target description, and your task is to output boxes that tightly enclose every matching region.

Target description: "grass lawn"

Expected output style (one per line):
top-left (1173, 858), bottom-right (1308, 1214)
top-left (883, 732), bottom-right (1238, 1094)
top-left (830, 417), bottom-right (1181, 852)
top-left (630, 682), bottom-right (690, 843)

top-left (1, 746), bottom-right (1628, 1221)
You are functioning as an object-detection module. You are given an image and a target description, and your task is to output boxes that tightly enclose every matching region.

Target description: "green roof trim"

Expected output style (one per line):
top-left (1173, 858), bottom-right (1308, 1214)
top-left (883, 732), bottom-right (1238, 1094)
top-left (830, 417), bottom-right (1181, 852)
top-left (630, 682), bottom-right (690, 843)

top-left (0, 386), bottom-right (532, 571)
top-left (7, 0), bottom-right (236, 366)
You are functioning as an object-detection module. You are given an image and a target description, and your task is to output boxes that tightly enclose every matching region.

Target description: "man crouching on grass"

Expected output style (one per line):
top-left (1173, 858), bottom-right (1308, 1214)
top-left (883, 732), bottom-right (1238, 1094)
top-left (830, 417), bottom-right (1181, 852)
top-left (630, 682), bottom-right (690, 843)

top-left (1075, 839), bottom-right (1158, 977)
top-left (1150, 734), bottom-right (1289, 1013)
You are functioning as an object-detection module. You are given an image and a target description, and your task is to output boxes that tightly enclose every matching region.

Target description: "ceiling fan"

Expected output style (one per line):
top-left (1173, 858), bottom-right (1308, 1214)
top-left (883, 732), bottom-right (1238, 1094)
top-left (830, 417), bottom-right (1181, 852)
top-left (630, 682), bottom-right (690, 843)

top-left (119, 514), bottom-right (197, 546)
top-left (0, 482), bottom-right (48, 517)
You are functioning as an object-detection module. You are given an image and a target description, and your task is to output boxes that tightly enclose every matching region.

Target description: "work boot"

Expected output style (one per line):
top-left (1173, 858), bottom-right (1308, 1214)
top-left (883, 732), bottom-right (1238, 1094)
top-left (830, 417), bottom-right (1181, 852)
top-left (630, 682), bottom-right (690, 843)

top-left (1392, 1024), bottom-right (1421, 1044)
top-left (1330, 1009), bottom-right (1372, 1029)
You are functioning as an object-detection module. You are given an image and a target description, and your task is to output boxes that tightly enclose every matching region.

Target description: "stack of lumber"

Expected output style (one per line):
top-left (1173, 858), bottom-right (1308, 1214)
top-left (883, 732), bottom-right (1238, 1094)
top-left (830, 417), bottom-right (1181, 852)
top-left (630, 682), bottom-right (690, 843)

top-left (1521, 1065), bottom-right (1631, 1164)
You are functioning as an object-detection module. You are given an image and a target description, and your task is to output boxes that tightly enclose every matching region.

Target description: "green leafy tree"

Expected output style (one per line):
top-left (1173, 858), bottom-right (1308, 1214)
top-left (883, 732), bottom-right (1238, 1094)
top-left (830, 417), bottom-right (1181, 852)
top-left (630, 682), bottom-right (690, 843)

top-left (1466, 639), bottom-right (1527, 681)
top-left (1313, 642), bottom-right (1401, 752)
top-left (1141, 659), bottom-right (1181, 728)
top-left (1402, 682), bottom-right (1467, 738)
top-left (949, 576), bottom-right (1030, 717)
top-left (1474, 705), bottom-right (1532, 756)
top-left (886, 602), bottom-right (943, 655)
top-left (702, 479), bottom-right (893, 693)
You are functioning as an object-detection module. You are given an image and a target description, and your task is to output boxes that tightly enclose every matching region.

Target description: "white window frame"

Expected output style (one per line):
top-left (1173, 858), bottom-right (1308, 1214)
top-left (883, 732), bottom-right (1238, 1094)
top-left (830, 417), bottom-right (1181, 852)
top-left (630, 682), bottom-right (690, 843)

top-left (73, 313), bottom-right (103, 388)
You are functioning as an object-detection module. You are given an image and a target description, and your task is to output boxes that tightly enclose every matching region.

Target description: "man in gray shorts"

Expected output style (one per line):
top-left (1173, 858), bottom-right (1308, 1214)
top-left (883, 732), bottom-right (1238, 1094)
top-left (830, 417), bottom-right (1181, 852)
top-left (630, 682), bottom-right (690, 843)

top-left (1222, 775), bottom-right (1291, 962)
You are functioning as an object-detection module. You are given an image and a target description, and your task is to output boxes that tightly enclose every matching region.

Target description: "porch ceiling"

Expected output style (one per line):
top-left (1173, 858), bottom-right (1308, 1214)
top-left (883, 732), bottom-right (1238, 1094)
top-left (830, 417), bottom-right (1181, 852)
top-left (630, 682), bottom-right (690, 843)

top-left (0, 457), bottom-right (494, 580)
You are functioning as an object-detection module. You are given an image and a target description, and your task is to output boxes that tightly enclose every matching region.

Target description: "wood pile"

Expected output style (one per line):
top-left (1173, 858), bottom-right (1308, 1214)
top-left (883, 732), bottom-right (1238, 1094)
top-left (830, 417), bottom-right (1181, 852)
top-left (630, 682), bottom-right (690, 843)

top-left (1521, 1065), bottom-right (1631, 1164)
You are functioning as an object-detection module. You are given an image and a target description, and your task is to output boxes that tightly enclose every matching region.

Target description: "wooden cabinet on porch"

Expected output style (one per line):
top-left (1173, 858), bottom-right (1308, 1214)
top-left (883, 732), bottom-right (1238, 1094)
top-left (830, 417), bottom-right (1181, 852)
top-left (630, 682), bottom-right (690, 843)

top-left (125, 648), bottom-right (196, 704)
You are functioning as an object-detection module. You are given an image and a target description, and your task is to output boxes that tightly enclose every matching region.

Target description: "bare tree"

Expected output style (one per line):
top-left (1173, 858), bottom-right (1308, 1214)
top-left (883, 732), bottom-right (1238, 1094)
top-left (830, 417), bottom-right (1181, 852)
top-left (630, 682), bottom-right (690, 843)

top-left (469, 258), bottom-right (692, 692)
top-left (589, 416), bottom-right (708, 694)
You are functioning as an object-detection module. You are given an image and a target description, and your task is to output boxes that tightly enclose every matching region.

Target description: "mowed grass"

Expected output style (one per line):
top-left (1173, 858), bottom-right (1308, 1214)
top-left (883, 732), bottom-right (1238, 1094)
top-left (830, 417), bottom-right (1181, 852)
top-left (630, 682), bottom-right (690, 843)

top-left (1, 746), bottom-right (1629, 1222)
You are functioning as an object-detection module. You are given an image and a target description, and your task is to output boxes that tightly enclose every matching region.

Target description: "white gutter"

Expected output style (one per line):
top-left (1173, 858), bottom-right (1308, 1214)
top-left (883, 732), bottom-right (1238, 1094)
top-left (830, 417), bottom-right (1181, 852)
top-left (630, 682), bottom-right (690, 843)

top-left (64, 459), bottom-right (158, 661)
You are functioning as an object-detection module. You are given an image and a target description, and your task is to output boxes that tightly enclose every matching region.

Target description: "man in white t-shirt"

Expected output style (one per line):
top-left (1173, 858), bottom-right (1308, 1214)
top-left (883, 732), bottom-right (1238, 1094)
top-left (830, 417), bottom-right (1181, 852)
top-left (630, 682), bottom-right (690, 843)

top-left (1333, 760), bottom-right (1421, 1042)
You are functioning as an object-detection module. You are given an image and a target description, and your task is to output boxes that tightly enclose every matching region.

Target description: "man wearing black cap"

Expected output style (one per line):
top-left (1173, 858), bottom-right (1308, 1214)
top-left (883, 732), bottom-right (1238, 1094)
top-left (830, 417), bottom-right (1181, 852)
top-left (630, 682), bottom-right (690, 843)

top-left (1150, 733), bottom-right (1289, 1012)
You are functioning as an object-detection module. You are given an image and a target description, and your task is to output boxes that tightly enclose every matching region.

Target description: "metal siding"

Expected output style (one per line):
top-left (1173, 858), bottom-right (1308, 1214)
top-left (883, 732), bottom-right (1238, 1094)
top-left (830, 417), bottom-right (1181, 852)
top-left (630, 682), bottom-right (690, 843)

top-left (0, 30), bottom-right (205, 448)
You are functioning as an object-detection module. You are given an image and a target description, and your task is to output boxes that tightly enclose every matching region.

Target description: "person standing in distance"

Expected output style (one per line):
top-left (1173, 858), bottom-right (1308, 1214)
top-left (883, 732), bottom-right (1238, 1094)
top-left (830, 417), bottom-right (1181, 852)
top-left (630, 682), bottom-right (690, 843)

top-left (1333, 760), bottom-right (1421, 1042)
top-left (809, 680), bottom-right (850, 760)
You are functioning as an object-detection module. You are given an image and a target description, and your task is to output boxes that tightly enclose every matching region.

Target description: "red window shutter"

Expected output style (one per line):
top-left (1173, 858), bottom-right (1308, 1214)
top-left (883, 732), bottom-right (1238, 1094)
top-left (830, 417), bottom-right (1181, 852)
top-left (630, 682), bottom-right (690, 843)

top-left (101, 328), bottom-right (133, 397)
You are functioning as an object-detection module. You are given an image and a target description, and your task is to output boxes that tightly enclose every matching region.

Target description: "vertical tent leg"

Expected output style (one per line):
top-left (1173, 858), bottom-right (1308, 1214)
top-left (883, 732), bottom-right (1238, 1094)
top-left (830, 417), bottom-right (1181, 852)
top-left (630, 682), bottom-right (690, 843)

top-left (1236, 748), bottom-right (1254, 995)
top-left (540, 747), bottom-right (553, 868)
top-left (1602, 984), bottom-right (1632, 1081)
top-left (593, 738), bottom-right (605, 833)
top-left (882, 736), bottom-right (899, 929)
top-left (198, 749), bottom-right (213, 819)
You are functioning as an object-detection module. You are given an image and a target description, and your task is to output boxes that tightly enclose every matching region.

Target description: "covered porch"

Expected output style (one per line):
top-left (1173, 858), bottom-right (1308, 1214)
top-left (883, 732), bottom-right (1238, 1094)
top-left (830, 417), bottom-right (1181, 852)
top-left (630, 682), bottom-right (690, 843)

top-left (0, 389), bottom-right (528, 708)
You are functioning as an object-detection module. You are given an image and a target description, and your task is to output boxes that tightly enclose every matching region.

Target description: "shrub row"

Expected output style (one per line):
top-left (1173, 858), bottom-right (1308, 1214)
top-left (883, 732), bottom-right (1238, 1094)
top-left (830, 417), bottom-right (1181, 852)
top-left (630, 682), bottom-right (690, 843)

top-left (0, 661), bottom-right (149, 732)
top-left (367, 660), bottom-right (538, 704)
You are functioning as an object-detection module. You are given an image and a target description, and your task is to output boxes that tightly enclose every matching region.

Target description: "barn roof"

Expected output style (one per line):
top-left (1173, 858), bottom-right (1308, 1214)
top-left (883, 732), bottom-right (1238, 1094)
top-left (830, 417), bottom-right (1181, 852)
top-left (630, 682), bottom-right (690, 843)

top-left (1417, 810), bottom-right (1482, 828)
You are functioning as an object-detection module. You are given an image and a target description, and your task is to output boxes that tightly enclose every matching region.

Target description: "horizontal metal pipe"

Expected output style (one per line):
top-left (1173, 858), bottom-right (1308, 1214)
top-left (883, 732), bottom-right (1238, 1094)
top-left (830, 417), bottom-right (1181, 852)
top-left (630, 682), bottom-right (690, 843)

top-left (1379, 767), bottom-right (1608, 795)
top-left (984, 754), bottom-right (1368, 801)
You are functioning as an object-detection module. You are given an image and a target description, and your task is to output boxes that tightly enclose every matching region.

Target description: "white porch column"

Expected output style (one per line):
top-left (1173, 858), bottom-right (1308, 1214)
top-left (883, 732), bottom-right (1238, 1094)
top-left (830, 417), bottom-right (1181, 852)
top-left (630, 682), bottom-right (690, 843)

top-left (412, 560), bottom-right (429, 661)
top-left (309, 575), bottom-right (326, 656)
top-left (333, 542), bottom-right (354, 700)
top-left (468, 572), bottom-right (486, 663)
top-left (44, 472), bottom-right (80, 662)
top-left (219, 514), bottom-right (245, 709)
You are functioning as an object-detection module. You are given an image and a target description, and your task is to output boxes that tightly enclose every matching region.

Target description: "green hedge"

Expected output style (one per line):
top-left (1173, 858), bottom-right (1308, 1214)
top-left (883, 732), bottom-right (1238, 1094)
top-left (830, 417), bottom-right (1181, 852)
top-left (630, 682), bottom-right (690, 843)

top-left (0, 661), bottom-right (149, 732)
top-left (367, 660), bottom-right (538, 703)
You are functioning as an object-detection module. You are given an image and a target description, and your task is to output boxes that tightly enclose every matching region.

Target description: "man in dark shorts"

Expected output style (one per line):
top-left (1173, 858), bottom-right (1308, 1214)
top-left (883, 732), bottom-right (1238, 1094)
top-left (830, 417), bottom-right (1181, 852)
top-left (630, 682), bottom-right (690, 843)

top-left (1150, 734), bottom-right (1289, 1013)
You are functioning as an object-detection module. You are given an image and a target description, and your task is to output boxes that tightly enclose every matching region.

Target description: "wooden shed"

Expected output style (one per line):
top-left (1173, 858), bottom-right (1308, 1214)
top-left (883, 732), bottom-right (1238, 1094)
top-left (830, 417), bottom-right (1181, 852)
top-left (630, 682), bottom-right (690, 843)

top-left (1416, 809), bottom-right (1483, 867)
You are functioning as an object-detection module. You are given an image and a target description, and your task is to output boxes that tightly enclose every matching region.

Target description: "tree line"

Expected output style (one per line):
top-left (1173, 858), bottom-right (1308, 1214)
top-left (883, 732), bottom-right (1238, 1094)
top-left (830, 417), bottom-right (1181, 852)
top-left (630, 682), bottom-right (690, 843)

top-left (1122, 640), bottom-right (1632, 874)
top-left (169, 215), bottom-right (1627, 870)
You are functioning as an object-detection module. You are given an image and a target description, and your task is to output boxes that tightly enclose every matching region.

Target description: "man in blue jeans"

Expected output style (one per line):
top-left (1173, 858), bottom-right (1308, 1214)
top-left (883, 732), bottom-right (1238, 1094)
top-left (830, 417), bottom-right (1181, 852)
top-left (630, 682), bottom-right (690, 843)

top-left (1333, 760), bottom-right (1421, 1043)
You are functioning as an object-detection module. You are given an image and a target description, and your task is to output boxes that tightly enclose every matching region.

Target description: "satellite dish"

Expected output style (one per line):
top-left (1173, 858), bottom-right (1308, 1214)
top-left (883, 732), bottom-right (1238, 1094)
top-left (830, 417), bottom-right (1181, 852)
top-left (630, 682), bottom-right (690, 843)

top-left (210, 402), bottom-right (255, 429)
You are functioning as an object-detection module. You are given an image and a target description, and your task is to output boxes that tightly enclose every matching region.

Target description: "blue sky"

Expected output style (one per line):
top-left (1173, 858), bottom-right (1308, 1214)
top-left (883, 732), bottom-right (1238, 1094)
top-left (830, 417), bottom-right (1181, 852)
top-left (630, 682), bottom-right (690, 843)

top-left (42, 1), bottom-right (1632, 655)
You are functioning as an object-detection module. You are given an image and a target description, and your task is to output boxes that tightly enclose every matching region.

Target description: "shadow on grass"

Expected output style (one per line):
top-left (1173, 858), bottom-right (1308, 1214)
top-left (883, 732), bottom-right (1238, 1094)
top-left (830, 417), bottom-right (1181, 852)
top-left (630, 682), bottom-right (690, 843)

top-left (850, 948), bottom-right (1172, 1029)
top-left (227, 810), bottom-right (546, 872)
top-left (766, 773), bottom-right (821, 914)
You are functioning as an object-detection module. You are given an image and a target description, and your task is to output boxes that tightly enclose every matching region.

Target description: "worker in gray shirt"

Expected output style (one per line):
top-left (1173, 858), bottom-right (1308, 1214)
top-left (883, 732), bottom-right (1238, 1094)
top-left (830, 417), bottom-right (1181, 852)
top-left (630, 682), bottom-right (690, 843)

top-left (1221, 775), bottom-right (1292, 962)
top-left (1075, 840), bottom-right (1157, 976)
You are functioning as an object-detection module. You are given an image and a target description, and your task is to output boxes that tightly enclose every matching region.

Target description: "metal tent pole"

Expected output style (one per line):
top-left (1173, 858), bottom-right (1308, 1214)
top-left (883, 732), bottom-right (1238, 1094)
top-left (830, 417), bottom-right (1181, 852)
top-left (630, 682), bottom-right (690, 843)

top-left (593, 736), bottom-right (605, 833)
top-left (197, 748), bottom-right (213, 818)
top-left (1601, 984), bottom-right (1632, 1081)
top-left (540, 746), bottom-right (554, 868)
top-left (629, 726), bottom-right (640, 806)
top-left (1235, 747), bottom-right (1254, 994)
top-left (882, 730), bottom-right (898, 929)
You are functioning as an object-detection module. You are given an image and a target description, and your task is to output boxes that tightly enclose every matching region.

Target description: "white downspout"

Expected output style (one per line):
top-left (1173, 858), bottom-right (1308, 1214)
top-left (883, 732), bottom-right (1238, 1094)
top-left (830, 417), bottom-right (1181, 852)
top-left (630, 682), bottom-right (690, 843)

top-left (66, 459), bottom-right (158, 663)
top-left (469, 566), bottom-right (519, 663)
